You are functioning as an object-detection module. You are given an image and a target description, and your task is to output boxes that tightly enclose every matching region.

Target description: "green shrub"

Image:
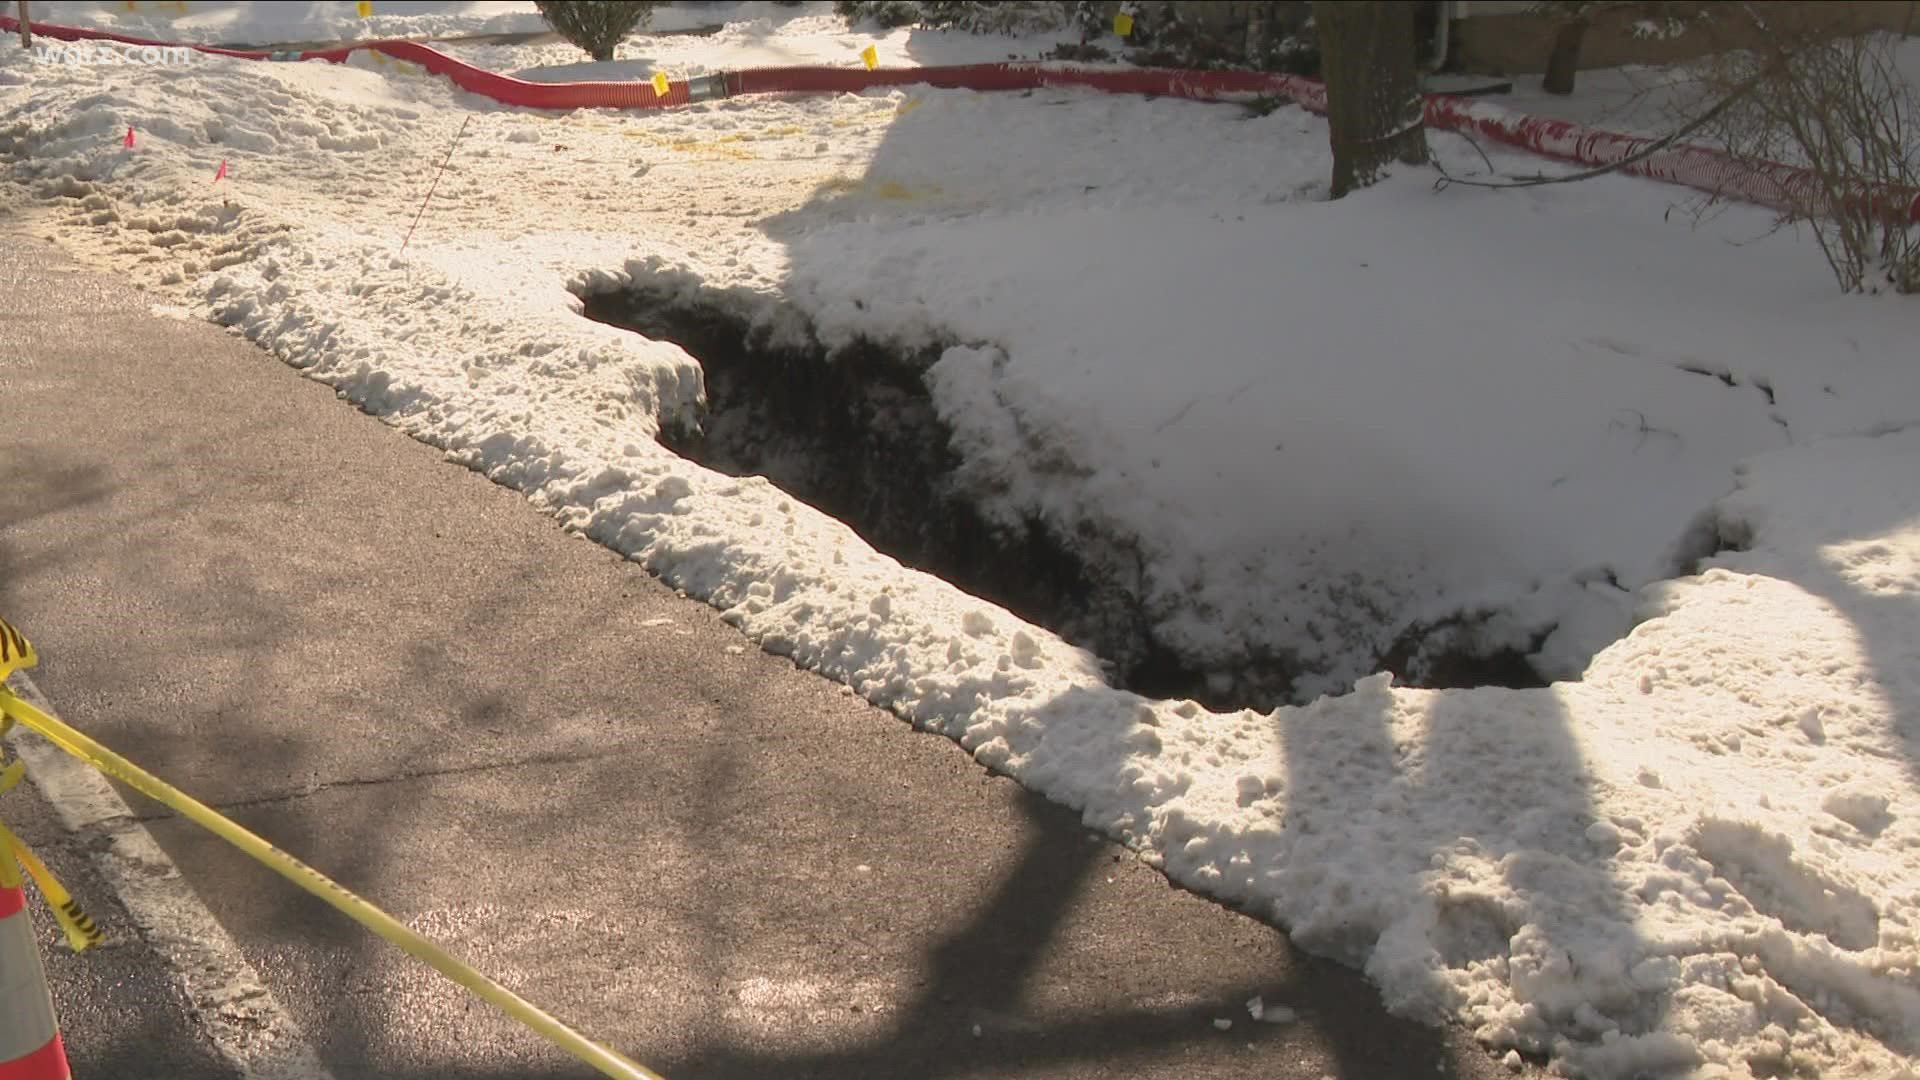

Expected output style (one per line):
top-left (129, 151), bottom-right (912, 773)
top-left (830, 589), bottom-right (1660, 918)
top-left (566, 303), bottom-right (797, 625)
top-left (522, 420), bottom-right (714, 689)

top-left (836, 1), bottom-right (1071, 35)
top-left (534, 1), bottom-right (657, 61)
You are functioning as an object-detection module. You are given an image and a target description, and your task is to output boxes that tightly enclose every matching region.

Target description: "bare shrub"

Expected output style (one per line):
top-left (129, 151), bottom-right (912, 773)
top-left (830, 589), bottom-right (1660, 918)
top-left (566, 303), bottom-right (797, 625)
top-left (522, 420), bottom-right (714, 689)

top-left (1695, 7), bottom-right (1920, 294)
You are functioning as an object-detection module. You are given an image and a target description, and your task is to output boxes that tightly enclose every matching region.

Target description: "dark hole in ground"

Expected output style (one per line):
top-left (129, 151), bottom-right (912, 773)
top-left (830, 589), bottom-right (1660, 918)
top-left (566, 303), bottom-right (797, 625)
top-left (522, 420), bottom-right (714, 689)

top-left (581, 285), bottom-right (1547, 711)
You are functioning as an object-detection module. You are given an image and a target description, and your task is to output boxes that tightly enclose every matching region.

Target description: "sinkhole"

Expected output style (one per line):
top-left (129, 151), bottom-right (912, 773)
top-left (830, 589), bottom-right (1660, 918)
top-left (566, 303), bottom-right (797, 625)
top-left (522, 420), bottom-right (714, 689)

top-left (581, 283), bottom-right (1547, 712)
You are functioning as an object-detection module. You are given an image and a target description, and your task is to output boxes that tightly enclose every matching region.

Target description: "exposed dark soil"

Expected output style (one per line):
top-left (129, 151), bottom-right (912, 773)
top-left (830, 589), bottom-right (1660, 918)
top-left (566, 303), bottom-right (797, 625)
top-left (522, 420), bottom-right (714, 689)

top-left (581, 284), bottom-right (1547, 711)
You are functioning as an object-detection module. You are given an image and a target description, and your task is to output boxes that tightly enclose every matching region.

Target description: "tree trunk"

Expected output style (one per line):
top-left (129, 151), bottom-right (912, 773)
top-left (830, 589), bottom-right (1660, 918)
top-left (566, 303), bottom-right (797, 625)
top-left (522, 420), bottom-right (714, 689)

top-left (1314, 1), bottom-right (1429, 199)
top-left (1542, 16), bottom-right (1588, 95)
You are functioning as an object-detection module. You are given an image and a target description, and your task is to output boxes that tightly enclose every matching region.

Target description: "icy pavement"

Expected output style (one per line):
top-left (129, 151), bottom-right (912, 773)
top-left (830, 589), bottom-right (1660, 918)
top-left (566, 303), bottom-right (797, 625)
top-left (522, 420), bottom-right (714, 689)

top-left (5, 6), bottom-right (1920, 1077)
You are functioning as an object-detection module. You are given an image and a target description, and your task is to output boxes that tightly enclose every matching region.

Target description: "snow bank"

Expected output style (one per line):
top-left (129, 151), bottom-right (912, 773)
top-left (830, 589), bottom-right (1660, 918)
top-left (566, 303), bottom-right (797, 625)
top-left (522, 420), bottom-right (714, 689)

top-left (5, 15), bottom-right (1920, 1078)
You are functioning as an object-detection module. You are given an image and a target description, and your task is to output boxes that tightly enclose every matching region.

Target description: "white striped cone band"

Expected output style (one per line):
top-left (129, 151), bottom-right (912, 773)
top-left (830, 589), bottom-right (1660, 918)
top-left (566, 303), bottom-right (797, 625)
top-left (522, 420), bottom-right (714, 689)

top-left (0, 883), bottom-right (68, 1080)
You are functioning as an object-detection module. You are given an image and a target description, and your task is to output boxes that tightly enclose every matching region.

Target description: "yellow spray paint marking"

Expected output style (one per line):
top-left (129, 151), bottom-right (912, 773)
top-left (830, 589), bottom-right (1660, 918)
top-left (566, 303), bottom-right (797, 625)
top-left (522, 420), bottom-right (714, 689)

top-left (1114, 11), bottom-right (1134, 36)
top-left (651, 72), bottom-right (670, 98)
top-left (810, 175), bottom-right (940, 202)
top-left (619, 129), bottom-right (758, 160)
top-left (813, 175), bottom-right (862, 196)
top-left (356, 51), bottom-right (425, 78)
top-left (670, 140), bottom-right (755, 161)
top-left (357, 1), bottom-right (373, 17)
top-left (860, 44), bottom-right (878, 70)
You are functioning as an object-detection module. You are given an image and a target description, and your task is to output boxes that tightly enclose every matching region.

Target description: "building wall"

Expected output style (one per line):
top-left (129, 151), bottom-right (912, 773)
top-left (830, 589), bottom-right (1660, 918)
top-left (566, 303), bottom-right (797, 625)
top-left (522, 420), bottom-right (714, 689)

top-left (1451, 1), bottom-right (1920, 75)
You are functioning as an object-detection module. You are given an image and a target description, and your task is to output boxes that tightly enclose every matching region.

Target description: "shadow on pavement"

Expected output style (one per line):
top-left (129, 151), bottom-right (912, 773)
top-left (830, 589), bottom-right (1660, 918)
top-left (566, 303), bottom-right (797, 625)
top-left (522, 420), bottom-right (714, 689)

top-left (656, 785), bottom-right (1474, 1080)
top-left (0, 444), bottom-right (118, 612)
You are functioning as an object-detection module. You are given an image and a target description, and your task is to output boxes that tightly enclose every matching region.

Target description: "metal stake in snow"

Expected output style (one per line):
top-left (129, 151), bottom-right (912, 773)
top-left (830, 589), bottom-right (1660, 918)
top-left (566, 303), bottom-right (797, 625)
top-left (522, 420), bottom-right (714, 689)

top-left (400, 114), bottom-right (471, 256)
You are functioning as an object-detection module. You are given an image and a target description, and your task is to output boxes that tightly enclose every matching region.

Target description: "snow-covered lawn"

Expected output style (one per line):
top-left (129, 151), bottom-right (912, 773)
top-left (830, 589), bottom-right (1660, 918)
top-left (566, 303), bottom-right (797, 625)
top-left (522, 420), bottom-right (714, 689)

top-left (5, 5), bottom-right (1920, 1078)
top-left (27, 0), bottom-right (551, 45)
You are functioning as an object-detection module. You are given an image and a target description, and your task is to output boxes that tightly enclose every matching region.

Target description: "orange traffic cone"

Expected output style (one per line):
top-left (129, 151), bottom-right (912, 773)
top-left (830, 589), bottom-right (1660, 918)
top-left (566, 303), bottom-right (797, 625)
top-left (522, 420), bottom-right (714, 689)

top-left (0, 857), bottom-right (70, 1079)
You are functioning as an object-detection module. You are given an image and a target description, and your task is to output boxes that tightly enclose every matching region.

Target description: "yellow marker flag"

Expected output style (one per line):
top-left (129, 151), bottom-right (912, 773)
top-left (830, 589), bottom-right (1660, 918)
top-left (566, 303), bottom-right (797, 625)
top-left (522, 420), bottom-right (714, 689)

top-left (651, 71), bottom-right (670, 98)
top-left (861, 43), bottom-right (878, 70)
top-left (1114, 11), bottom-right (1134, 36)
top-left (357, 1), bottom-right (372, 16)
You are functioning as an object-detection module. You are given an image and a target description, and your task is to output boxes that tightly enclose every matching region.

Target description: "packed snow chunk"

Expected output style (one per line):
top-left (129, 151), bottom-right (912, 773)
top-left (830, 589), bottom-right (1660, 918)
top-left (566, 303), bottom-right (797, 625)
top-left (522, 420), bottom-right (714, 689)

top-left (1820, 787), bottom-right (1893, 837)
top-left (1246, 995), bottom-right (1296, 1024)
top-left (1688, 819), bottom-right (1881, 951)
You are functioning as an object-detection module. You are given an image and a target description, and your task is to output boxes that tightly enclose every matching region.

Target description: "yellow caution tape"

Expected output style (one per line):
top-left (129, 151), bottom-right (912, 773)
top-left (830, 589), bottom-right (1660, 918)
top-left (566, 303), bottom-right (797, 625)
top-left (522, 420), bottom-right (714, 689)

top-left (0, 641), bottom-right (104, 953)
top-left (861, 43), bottom-right (878, 70)
top-left (0, 617), bottom-right (663, 1080)
top-left (0, 615), bottom-right (36, 681)
top-left (1114, 11), bottom-right (1134, 37)
top-left (651, 71), bottom-right (670, 98)
top-left (357, 1), bottom-right (373, 16)
top-left (0, 824), bottom-right (102, 952)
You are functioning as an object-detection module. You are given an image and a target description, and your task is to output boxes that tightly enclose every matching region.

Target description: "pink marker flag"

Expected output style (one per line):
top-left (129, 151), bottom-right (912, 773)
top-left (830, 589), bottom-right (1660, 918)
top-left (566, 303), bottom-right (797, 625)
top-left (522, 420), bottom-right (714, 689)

top-left (213, 159), bottom-right (228, 183)
top-left (124, 127), bottom-right (135, 149)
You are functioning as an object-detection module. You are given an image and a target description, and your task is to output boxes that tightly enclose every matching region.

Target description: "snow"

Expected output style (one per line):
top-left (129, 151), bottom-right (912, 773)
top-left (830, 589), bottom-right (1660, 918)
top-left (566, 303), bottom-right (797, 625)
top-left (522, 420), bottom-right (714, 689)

top-left (6, 6), bottom-right (1920, 1079)
top-left (27, 0), bottom-right (550, 46)
top-left (442, 3), bottom-right (1085, 78)
top-left (1245, 994), bottom-right (1296, 1024)
top-left (21, 1), bottom-right (946, 52)
top-left (1484, 35), bottom-right (1920, 155)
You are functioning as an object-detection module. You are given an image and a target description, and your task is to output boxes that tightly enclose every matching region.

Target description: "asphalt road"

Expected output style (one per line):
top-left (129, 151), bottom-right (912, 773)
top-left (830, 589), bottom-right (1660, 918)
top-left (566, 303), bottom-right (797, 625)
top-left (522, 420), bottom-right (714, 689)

top-left (0, 759), bottom-right (242, 1079)
top-left (0, 231), bottom-right (1540, 1080)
